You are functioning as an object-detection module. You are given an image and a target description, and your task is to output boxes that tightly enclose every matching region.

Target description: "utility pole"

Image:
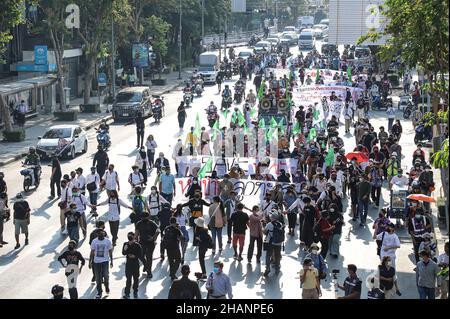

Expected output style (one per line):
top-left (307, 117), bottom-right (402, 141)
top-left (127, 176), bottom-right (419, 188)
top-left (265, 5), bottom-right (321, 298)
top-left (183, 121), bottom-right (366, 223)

top-left (109, 16), bottom-right (115, 112)
top-left (178, 0), bottom-right (182, 79)
top-left (224, 15), bottom-right (227, 60)
top-left (201, 0), bottom-right (205, 49)
top-left (218, 18), bottom-right (221, 62)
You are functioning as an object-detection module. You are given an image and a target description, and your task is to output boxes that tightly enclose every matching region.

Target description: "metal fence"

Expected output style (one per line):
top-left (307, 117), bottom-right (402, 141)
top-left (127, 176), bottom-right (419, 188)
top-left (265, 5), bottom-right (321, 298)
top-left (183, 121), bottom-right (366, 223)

top-left (202, 30), bottom-right (264, 46)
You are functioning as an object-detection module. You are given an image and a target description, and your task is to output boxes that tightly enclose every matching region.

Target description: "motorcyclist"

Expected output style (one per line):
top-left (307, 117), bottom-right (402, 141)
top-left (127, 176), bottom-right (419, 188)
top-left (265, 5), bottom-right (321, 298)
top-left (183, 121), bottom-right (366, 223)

top-left (24, 147), bottom-right (41, 186)
top-left (92, 146), bottom-right (109, 179)
top-left (206, 101), bottom-right (218, 116)
top-left (229, 47), bottom-right (235, 60)
top-left (98, 119), bottom-right (109, 132)
top-left (183, 83), bottom-right (193, 103)
top-left (246, 89), bottom-right (256, 106)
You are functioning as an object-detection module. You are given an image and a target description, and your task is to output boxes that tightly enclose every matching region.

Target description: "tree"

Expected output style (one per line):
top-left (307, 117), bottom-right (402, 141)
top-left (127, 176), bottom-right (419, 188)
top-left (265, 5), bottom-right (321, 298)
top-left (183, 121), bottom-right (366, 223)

top-left (38, 0), bottom-right (71, 111)
top-left (0, 0), bottom-right (26, 132)
top-left (358, 0), bottom-right (449, 133)
top-left (76, 0), bottom-right (115, 105)
top-left (143, 15), bottom-right (171, 78)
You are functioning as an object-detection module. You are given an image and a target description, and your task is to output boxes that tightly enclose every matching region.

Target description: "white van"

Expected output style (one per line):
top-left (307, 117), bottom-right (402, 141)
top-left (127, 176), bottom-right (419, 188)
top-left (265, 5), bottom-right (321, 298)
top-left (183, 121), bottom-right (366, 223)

top-left (298, 29), bottom-right (314, 50)
top-left (198, 51), bottom-right (220, 83)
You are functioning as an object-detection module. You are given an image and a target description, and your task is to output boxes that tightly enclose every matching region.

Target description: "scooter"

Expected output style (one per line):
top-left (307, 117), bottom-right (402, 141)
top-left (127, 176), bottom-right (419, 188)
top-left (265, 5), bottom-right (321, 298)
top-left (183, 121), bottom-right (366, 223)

top-left (152, 95), bottom-right (165, 117)
top-left (414, 123), bottom-right (432, 144)
top-left (152, 103), bottom-right (162, 123)
top-left (96, 128), bottom-right (111, 151)
top-left (205, 109), bottom-right (219, 128)
top-left (194, 83), bottom-right (203, 97)
top-left (20, 164), bottom-right (41, 192)
top-left (221, 95), bottom-right (232, 111)
top-left (234, 86), bottom-right (243, 104)
top-left (183, 91), bottom-right (192, 108)
top-left (403, 103), bottom-right (414, 119)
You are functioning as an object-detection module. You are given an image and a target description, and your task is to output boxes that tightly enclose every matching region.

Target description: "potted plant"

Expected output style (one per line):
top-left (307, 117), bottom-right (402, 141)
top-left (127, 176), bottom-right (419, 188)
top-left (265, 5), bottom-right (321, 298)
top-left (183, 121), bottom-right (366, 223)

top-left (2, 128), bottom-right (25, 142)
top-left (54, 110), bottom-right (78, 121)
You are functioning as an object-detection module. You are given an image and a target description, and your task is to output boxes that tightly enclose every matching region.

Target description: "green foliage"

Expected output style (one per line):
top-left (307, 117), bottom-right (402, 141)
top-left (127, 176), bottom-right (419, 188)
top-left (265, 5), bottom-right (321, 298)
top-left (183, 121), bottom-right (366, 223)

top-left (0, 0), bottom-right (26, 63)
top-left (143, 15), bottom-right (171, 58)
top-left (432, 138), bottom-right (449, 169)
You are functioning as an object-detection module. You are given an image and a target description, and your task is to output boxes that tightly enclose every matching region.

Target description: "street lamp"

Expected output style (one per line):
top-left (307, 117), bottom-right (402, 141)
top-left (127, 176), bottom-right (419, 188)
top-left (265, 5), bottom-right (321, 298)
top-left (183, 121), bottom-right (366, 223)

top-left (178, 0), bottom-right (182, 80)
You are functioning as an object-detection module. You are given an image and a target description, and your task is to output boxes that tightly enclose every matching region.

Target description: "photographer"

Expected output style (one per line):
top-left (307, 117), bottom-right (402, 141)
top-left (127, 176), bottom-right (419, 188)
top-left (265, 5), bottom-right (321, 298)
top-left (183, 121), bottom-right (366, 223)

top-left (206, 261), bottom-right (233, 299)
top-left (168, 265), bottom-right (201, 299)
top-left (300, 257), bottom-right (321, 299)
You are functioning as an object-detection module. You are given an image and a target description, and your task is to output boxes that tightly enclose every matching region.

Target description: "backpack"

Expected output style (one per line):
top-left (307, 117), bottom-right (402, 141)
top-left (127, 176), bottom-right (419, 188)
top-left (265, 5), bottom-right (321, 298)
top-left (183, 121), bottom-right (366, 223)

top-left (204, 232), bottom-right (214, 249)
top-left (132, 196), bottom-right (145, 216)
top-left (270, 221), bottom-right (285, 244)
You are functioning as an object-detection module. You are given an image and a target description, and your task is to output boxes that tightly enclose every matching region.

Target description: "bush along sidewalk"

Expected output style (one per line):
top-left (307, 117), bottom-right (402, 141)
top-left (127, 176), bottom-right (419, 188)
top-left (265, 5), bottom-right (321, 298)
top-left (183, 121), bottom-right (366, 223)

top-left (2, 128), bottom-right (26, 142)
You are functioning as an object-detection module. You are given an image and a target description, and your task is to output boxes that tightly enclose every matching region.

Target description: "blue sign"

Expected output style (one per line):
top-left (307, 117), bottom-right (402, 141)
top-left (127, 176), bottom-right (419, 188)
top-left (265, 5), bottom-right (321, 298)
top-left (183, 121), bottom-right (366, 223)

top-left (98, 72), bottom-right (107, 86)
top-left (34, 45), bottom-right (48, 65)
top-left (16, 64), bottom-right (56, 72)
top-left (132, 43), bottom-right (149, 67)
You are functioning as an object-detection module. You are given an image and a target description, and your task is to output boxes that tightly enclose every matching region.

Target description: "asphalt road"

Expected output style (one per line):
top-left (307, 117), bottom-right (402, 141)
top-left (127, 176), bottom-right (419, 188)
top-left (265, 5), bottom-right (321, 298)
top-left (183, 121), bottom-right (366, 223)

top-left (0, 43), bottom-right (421, 299)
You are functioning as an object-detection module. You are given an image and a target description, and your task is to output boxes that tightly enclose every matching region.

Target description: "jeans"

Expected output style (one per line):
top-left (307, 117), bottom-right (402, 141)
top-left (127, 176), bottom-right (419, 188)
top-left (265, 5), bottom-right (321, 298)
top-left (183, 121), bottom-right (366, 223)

top-left (109, 220), bottom-right (119, 245)
top-left (265, 244), bottom-right (282, 271)
top-left (388, 118), bottom-right (394, 131)
top-left (50, 177), bottom-right (61, 197)
top-left (358, 199), bottom-right (369, 223)
top-left (287, 212), bottom-right (297, 231)
top-left (124, 263), bottom-right (140, 295)
top-left (67, 225), bottom-right (79, 244)
top-left (418, 286), bottom-right (435, 299)
top-left (199, 246), bottom-right (207, 274)
top-left (141, 242), bottom-right (155, 273)
top-left (93, 262), bottom-right (109, 295)
top-left (147, 150), bottom-right (155, 168)
top-left (210, 227), bottom-right (223, 251)
top-left (136, 128), bottom-right (144, 148)
top-left (89, 192), bottom-right (98, 214)
top-left (329, 233), bottom-right (341, 256)
top-left (320, 238), bottom-right (329, 259)
top-left (161, 193), bottom-right (173, 205)
top-left (168, 248), bottom-right (181, 276)
top-left (371, 186), bottom-right (381, 206)
top-left (247, 236), bottom-right (262, 261)
top-left (227, 219), bottom-right (233, 240)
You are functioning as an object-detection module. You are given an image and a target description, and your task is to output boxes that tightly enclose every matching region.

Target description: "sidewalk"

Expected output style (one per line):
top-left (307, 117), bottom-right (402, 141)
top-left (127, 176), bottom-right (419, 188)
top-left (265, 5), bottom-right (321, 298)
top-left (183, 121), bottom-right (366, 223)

top-left (0, 68), bottom-right (194, 166)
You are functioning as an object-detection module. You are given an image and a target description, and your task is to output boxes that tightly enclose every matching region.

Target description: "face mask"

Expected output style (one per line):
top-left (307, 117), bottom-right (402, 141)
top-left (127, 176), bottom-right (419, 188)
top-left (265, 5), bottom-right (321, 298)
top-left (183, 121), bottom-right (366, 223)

top-left (193, 181), bottom-right (198, 184)
top-left (330, 209), bottom-right (335, 213)
top-left (194, 195), bottom-right (200, 199)
top-left (73, 192), bottom-right (79, 196)
top-left (151, 190), bottom-right (156, 195)
top-left (213, 267), bottom-right (220, 274)
top-left (98, 235), bottom-right (105, 240)
top-left (311, 250), bottom-right (318, 255)
top-left (386, 261), bottom-right (392, 267)
top-left (352, 160), bottom-right (356, 164)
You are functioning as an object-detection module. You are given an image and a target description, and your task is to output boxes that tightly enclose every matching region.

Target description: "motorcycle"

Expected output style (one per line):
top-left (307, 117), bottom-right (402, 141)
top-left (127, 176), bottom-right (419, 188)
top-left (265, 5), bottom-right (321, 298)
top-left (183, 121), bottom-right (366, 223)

top-left (96, 128), bottom-right (111, 151)
top-left (225, 67), bottom-right (233, 80)
top-left (403, 103), bottom-right (414, 119)
top-left (221, 95), bottom-right (232, 111)
top-left (205, 109), bottom-right (219, 128)
top-left (234, 86), bottom-right (243, 104)
top-left (20, 164), bottom-right (41, 192)
top-left (152, 95), bottom-right (165, 117)
top-left (194, 83), bottom-right (203, 97)
top-left (414, 123), bottom-right (432, 144)
top-left (152, 103), bottom-right (162, 123)
top-left (183, 91), bottom-right (192, 108)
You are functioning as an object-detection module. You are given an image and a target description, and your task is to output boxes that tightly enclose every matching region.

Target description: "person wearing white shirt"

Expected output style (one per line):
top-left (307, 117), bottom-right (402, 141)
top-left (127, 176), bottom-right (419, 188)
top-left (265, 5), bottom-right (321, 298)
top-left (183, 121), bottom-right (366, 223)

top-left (390, 169), bottom-right (409, 189)
top-left (59, 179), bottom-right (73, 234)
top-left (71, 186), bottom-right (94, 237)
top-left (128, 166), bottom-right (144, 194)
top-left (75, 168), bottom-right (86, 195)
top-left (102, 164), bottom-right (120, 196)
top-left (147, 186), bottom-right (169, 220)
top-left (343, 102), bottom-right (354, 133)
top-left (96, 190), bottom-right (132, 246)
top-left (376, 223), bottom-right (401, 267)
top-left (437, 242), bottom-right (449, 299)
top-left (145, 135), bottom-right (158, 168)
top-left (86, 167), bottom-right (101, 216)
top-left (89, 229), bottom-right (113, 299)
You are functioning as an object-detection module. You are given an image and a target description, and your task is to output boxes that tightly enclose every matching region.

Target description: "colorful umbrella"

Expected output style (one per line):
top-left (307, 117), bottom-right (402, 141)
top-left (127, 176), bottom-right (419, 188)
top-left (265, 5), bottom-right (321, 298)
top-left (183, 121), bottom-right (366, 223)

top-left (345, 151), bottom-right (369, 163)
top-left (407, 194), bottom-right (436, 203)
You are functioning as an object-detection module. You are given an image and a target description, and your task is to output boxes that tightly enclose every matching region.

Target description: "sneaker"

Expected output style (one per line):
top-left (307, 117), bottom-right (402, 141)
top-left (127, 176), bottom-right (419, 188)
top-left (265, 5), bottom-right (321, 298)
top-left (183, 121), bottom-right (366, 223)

top-left (218, 248), bottom-right (222, 253)
top-left (200, 274), bottom-right (207, 280)
top-left (95, 294), bottom-right (102, 299)
top-left (160, 255), bottom-right (165, 261)
top-left (1, 241), bottom-right (7, 245)
top-left (237, 256), bottom-right (243, 262)
top-left (133, 292), bottom-right (138, 298)
top-left (91, 276), bottom-right (96, 283)
top-left (396, 290), bottom-right (402, 296)
top-left (233, 254), bottom-right (238, 260)
top-left (211, 250), bottom-right (216, 255)
top-left (263, 270), bottom-right (270, 277)
top-left (14, 243), bottom-right (20, 249)
top-left (123, 294), bottom-right (130, 299)
top-left (147, 273), bottom-right (153, 279)
top-left (170, 275), bottom-right (178, 280)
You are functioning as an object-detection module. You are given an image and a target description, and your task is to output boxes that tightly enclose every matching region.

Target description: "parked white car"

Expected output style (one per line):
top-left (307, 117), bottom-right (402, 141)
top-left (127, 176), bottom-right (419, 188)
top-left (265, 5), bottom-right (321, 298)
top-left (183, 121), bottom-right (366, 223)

top-left (254, 41), bottom-right (272, 53)
top-left (36, 124), bottom-right (88, 159)
top-left (312, 24), bottom-right (329, 39)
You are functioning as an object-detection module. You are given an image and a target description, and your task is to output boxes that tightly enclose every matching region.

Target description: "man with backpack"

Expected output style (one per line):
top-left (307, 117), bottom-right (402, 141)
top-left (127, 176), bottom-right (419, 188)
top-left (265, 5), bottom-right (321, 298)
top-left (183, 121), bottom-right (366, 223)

top-left (135, 212), bottom-right (160, 278)
top-left (122, 232), bottom-right (144, 299)
top-left (263, 212), bottom-right (285, 276)
top-left (128, 166), bottom-right (144, 194)
top-left (162, 217), bottom-right (184, 280)
top-left (168, 265), bottom-right (202, 299)
top-left (158, 203), bottom-right (173, 261)
top-left (130, 186), bottom-right (149, 226)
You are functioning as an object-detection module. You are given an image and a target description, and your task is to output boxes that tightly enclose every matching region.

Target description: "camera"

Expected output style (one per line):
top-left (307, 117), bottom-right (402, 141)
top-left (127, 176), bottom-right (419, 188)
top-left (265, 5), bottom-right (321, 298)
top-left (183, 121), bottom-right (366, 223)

top-left (332, 269), bottom-right (339, 279)
top-left (194, 272), bottom-right (204, 280)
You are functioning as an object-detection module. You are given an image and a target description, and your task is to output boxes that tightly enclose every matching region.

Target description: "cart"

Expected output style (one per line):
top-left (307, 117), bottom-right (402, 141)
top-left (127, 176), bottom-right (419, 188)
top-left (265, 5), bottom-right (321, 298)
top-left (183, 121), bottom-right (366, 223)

top-left (388, 185), bottom-right (409, 227)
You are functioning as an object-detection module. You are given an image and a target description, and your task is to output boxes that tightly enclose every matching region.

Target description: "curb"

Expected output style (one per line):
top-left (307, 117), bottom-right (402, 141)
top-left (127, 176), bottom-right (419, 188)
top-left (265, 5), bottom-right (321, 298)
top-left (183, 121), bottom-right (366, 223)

top-left (0, 81), bottom-right (182, 167)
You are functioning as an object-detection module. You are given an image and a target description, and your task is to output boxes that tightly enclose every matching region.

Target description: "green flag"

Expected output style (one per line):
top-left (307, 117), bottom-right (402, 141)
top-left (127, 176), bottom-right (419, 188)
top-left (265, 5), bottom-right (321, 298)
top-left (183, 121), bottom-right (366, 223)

top-left (258, 118), bottom-right (266, 129)
top-left (194, 113), bottom-right (201, 138)
top-left (250, 105), bottom-right (257, 118)
top-left (307, 128), bottom-right (317, 142)
top-left (269, 117), bottom-right (277, 128)
top-left (211, 120), bottom-right (220, 141)
top-left (325, 148), bottom-right (335, 167)
top-left (257, 82), bottom-right (265, 101)
top-left (267, 127), bottom-right (278, 141)
top-left (347, 65), bottom-right (352, 82)
top-left (197, 157), bottom-right (213, 179)
top-left (313, 109), bottom-right (320, 121)
top-left (243, 124), bottom-right (250, 136)
top-left (223, 109), bottom-right (229, 119)
top-left (292, 122), bottom-right (301, 135)
top-left (278, 117), bottom-right (285, 133)
top-left (238, 112), bottom-right (246, 126)
top-left (316, 66), bottom-right (320, 82)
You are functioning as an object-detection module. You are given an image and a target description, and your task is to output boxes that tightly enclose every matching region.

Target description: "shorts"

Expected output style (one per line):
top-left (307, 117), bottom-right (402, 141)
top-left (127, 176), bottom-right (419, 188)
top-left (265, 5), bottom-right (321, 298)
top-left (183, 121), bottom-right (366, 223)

top-left (232, 233), bottom-right (245, 247)
top-left (14, 219), bottom-right (28, 235)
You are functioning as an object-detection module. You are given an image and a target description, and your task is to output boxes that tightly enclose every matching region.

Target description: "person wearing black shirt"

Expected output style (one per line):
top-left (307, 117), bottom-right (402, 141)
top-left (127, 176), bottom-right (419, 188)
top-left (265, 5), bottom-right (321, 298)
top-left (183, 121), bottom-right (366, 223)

top-left (336, 264), bottom-right (362, 299)
top-left (329, 206), bottom-right (344, 258)
top-left (135, 213), bottom-right (160, 278)
top-left (193, 217), bottom-right (211, 278)
top-left (301, 197), bottom-right (316, 249)
top-left (122, 232), bottom-right (144, 299)
top-left (13, 194), bottom-right (30, 249)
top-left (93, 146), bottom-right (109, 179)
top-left (163, 217), bottom-right (184, 280)
top-left (378, 256), bottom-right (401, 299)
top-left (277, 169), bottom-right (290, 183)
top-left (49, 155), bottom-right (62, 198)
top-left (0, 172), bottom-right (7, 197)
top-left (182, 193), bottom-right (211, 231)
top-left (158, 203), bottom-right (173, 260)
top-left (58, 240), bottom-right (85, 299)
top-left (168, 265), bottom-right (202, 299)
top-left (135, 111), bottom-right (145, 148)
top-left (230, 203), bottom-right (250, 261)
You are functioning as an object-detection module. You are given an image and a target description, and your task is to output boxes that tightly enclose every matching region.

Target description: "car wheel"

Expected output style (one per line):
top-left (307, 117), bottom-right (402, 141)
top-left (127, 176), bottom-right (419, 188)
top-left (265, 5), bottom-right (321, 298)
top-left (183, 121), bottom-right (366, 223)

top-left (82, 140), bottom-right (88, 153)
top-left (70, 146), bottom-right (76, 159)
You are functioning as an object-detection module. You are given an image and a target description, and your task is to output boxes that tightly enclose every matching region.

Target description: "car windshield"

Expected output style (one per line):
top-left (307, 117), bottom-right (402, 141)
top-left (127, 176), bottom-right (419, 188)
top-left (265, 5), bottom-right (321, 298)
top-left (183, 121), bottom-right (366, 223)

top-left (199, 66), bottom-right (214, 71)
top-left (43, 128), bottom-right (72, 139)
top-left (116, 92), bottom-right (142, 103)
top-left (239, 52), bottom-right (251, 57)
top-left (299, 35), bottom-right (312, 40)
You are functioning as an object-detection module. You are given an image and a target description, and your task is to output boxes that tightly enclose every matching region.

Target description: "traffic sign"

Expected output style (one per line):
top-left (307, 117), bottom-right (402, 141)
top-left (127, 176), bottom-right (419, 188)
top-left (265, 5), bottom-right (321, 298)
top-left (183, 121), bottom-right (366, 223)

top-left (98, 73), bottom-right (107, 86)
